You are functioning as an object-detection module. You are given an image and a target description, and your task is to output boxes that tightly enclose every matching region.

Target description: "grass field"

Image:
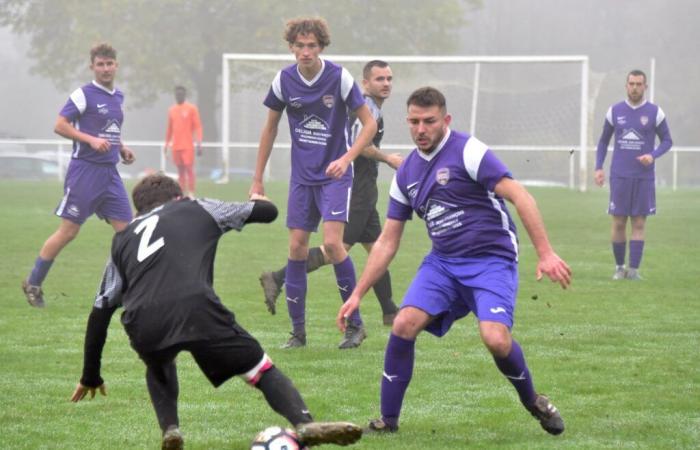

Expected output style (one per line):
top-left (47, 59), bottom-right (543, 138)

top-left (1, 180), bottom-right (698, 449)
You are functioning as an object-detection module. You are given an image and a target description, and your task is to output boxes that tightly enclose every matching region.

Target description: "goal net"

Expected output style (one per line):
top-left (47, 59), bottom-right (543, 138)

top-left (221, 54), bottom-right (589, 190)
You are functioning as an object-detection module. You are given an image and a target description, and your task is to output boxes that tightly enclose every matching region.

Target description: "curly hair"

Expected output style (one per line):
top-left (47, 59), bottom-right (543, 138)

top-left (132, 173), bottom-right (182, 215)
top-left (284, 17), bottom-right (331, 48)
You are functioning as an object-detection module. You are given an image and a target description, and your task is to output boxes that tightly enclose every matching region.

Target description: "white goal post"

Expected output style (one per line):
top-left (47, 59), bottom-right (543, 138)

top-left (221, 54), bottom-right (589, 190)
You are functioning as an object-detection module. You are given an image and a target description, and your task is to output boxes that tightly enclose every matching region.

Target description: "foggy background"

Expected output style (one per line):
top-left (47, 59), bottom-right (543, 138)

top-left (1, 0), bottom-right (698, 188)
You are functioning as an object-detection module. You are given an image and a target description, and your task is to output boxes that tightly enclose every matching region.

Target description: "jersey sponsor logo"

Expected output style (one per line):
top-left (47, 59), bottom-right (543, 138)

top-left (489, 306), bottom-right (506, 314)
top-left (618, 128), bottom-right (643, 151)
top-left (322, 94), bottom-right (334, 108)
top-left (640, 115), bottom-right (649, 126)
top-left (299, 114), bottom-right (328, 131)
top-left (102, 119), bottom-right (121, 134)
top-left (621, 129), bottom-right (641, 140)
top-left (436, 167), bottom-right (450, 185)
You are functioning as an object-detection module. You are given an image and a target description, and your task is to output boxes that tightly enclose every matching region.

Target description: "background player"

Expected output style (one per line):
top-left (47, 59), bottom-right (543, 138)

top-left (594, 69), bottom-right (673, 280)
top-left (337, 87), bottom-right (571, 435)
top-left (70, 174), bottom-right (361, 449)
top-left (249, 17), bottom-right (377, 349)
top-left (164, 85), bottom-right (203, 197)
top-left (259, 60), bottom-right (401, 327)
top-left (22, 43), bottom-right (134, 308)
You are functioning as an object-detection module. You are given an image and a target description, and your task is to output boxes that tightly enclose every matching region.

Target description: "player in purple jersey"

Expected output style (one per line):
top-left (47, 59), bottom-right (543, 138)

top-left (594, 70), bottom-right (672, 280)
top-left (22, 43), bottom-right (135, 308)
top-left (258, 60), bottom-right (402, 328)
top-left (337, 87), bottom-right (572, 436)
top-left (249, 17), bottom-right (377, 349)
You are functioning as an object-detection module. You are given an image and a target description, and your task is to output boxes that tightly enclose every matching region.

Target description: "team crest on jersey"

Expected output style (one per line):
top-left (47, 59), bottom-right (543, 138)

top-left (436, 167), bottom-right (450, 185)
top-left (640, 115), bottom-right (649, 126)
top-left (322, 95), bottom-right (335, 108)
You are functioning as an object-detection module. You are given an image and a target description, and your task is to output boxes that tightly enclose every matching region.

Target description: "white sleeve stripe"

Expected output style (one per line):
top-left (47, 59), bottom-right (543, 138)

top-left (271, 71), bottom-right (283, 102)
top-left (605, 106), bottom-right (613, 125)
top-left (656, 107), bottom-right (666, 126)
top-left (389, 175), bottom-right (410, 205)
top-left (462, 136), bottom-right (489, 181)
top-left (70, 88), bottom-right (87, 114)
top-left (340, 67), bottom-right (354, 101)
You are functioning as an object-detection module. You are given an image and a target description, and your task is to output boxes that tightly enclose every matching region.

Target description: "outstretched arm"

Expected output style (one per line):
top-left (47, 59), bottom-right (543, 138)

top-left (326, 104), bottom-right (377, 179)
top-left (336, 218), bottom-right (405, 331)
top-left (494, 177), bottom-right (571, 289)
top-left (361, 145), bottom-right (403, 170)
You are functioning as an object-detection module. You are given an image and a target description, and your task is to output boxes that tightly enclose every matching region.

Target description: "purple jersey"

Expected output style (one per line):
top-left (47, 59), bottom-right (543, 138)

top-left (264, 59), bottom-right (365, 185)
top-left (387, 129), bottom-right (518, 261)
top-left (595, 100), bottom-right (672, 179)
top-left (59, 81), bottom-right (125, 165)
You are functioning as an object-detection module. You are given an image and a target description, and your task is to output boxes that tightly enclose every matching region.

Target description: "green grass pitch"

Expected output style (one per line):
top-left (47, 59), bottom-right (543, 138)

top-left (0, 180), bottom-right (698, 449)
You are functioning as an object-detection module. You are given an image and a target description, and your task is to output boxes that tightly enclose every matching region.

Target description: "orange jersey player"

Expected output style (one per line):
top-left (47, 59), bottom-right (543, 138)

top-left (164, 85), bottom-right (203, 196)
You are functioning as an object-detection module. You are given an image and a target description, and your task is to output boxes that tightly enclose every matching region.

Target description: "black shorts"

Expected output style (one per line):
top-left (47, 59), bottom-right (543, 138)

top-left (136, 322), bottom-right (264, 387)
top-left (343, 208), bottom-right (381, 245)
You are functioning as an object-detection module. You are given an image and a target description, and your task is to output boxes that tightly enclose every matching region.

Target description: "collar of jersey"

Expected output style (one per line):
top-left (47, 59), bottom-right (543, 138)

top-left (296, 58), bottom-right (325, 87)
top-left (416, 128), bottom-right (451, 162)
top-left (624, 99), bottom-right (648, 110)
top-left (92, 80), bottom-right (117, 95)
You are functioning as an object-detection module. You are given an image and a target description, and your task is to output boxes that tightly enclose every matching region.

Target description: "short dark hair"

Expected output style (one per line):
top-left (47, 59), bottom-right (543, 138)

top-left (362, 60), bottom-right (390, 80)
top-left (132, 173), bottom-right (182, 215)
top-left (406, 86), bottom-right (447, 113)
top-left (627, 69), bottom-right (647, 84)
top-left (174, 85), bottom-right (186, 92)
top-left (90, 43), bottom-right (117, 63)
top-left (284, 17), bottom-right (331, 48)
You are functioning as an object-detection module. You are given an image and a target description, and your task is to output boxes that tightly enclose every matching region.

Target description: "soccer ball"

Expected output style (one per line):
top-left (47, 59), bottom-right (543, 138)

top-left (250, 426), bottom-right (308, 450)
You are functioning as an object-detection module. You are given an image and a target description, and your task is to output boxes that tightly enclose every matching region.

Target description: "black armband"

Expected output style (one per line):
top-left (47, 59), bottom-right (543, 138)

top-left (247, 200), bottom-right (278, 224)
top-left (80, 305), bottom-right (118, 387)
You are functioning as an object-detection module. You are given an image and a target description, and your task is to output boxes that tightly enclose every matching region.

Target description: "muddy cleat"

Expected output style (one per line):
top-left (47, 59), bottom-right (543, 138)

top-left (22, 279), bottom-right (45, 308)
top-left (612, 266), bottom-right (626, 280)
top-left (161, 425), bottom-right (183, 450)
top-left (382, 313), bottom-right (396, 326)
top-left (365, 418), bottom-right (398, 434)
top-left (297, 421), bottom-right (362, 447)
top-left (259, 272), bottom-right (283, 315)
top-left (625, 268), bottom-right (642, 280)
top-left (281, 332), bottom-right (306, 349)
top-left (527, 394), bottom-right (564, 435)
top-left (338, 323), bottom-right (367, 349)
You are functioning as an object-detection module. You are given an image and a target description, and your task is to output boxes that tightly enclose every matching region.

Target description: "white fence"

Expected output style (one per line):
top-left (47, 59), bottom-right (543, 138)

top-left (1, 139), bottom-right (698, 191)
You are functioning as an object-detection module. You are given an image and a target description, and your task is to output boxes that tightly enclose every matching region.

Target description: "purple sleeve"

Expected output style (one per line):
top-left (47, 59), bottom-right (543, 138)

top-left (263, 87), bottom-right (286, 112)
top-left (595, 120), bottom-right (614, 170)
top-left (59, 97), bottom-right (81, 121)
top-left (651, 119), bottom-right (673, 160)
top-left (345, 82), bottom-right (365, 111)
top-left (387, 197), bottom-right (412, 221)
top-left (477, 150), bottom-right (512, 192)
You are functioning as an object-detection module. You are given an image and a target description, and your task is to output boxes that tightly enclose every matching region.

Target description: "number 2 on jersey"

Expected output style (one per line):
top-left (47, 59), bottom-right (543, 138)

top-left (133, 215), bottom-right (165, 262)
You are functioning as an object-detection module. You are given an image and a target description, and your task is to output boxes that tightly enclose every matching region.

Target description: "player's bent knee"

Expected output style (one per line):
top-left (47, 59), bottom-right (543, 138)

top-left (241, 353), bottom-right (274, 385)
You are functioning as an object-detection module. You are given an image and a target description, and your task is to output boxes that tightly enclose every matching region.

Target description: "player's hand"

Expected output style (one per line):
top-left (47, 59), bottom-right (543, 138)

top-left (120, 147), bottom-right (135, 165)
top-left (536, 252), bottom-right (572, 289)
top-left (250, 193), bottom-right (271, 202)
top-left (326, 158), bottom-right (349, 179)
top-left (249, 180), bottom-right (265, 198)
top-left (89, 137), bottom-right (111, 153)
top-left (594, 169), bottom-right (605, 187)
top-left (637, 154), bottom-right (654, 166)
top-left (336, 294), bottom-right (361, 332)
top-left (385, 153), bottom-right (404, 170)
top-left (71, 382), bottom-right (107, 402)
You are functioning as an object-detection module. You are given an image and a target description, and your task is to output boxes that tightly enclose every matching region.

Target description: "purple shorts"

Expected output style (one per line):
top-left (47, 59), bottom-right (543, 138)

top-left (608, 177), bottom-right (656, 217)
top-left (401, 252), bottom-right (518, 336)
top-left (55, 159), bottom-right (132, 225)
top-left (286, 179), bottom-right (352, 231)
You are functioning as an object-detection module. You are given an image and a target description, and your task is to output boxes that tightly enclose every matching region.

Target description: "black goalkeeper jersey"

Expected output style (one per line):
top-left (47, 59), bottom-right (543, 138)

top-left (109, 198), bottom-right (253, 352)
top-left (349, 95), bottom-right (384, 211)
